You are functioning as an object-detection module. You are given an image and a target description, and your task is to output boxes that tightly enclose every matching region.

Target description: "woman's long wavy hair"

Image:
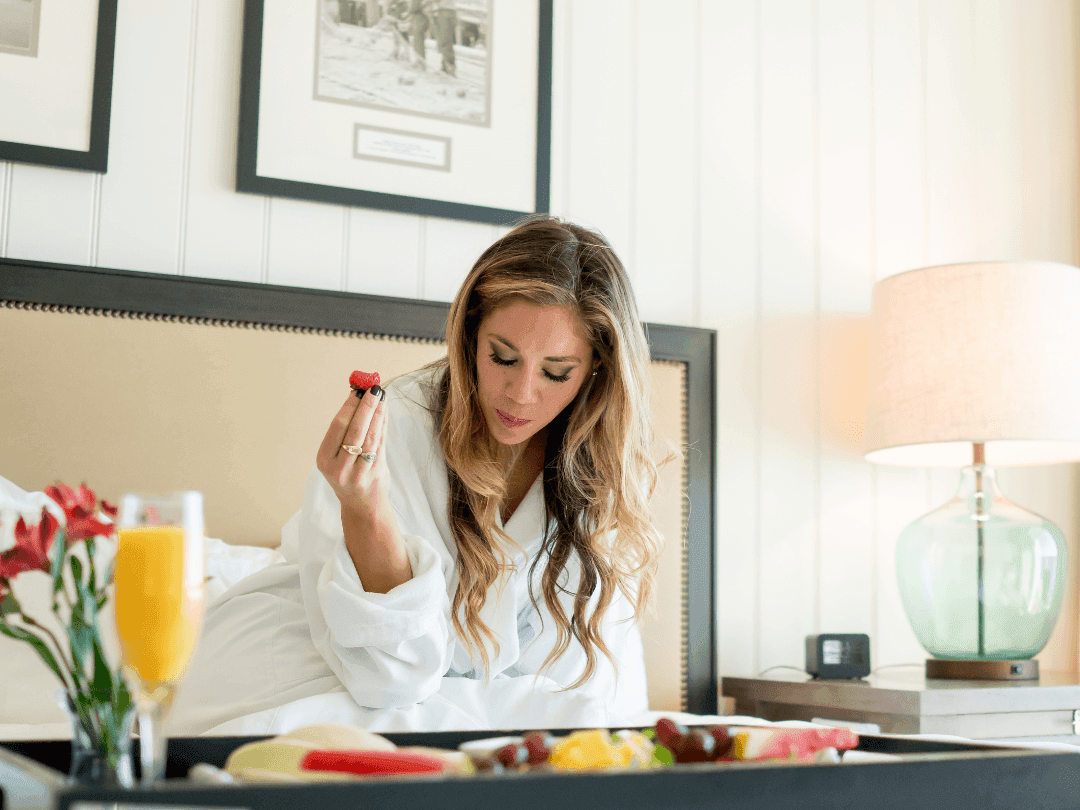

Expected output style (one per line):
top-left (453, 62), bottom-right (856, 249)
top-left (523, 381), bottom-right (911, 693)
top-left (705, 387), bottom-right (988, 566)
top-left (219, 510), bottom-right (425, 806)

top-left (429, 216), bottom-right (674, 688)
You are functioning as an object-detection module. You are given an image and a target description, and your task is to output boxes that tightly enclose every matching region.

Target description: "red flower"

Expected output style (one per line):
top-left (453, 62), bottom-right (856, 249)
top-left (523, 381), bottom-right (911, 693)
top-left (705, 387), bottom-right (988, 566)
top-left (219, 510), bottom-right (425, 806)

top-left (44, 482), bottom-right (113, 543)
top-left (100, 500), bottom-right (118, 518)
top-left (0, 508), bottom-right (60, 578)
top-left (45, 482), bottom-right (96, 520)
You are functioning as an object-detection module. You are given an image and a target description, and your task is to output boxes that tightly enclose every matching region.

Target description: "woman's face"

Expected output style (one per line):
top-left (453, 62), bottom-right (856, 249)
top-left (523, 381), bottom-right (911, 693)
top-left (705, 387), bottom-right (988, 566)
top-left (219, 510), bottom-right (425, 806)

top-left (475, 300), bottom-right (594, 446)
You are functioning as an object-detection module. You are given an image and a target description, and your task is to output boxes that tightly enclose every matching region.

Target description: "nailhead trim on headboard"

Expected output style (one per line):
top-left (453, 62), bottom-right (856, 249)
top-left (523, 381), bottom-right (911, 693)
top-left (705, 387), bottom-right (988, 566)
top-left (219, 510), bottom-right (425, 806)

top-left (650, 356), bottom-right (692, 711)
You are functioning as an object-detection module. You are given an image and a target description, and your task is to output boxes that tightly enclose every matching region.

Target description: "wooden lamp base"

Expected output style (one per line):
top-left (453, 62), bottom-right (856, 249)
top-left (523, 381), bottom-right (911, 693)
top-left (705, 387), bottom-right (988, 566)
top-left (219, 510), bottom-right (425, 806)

top-left (925, 658), bottom-right (1039, 680)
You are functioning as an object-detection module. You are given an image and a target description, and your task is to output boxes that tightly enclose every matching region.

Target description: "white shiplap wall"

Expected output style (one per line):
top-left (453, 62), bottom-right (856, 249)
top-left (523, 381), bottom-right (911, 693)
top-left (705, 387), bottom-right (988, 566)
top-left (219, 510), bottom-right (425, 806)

top-left (2, 0), bottom-right (1078, 681)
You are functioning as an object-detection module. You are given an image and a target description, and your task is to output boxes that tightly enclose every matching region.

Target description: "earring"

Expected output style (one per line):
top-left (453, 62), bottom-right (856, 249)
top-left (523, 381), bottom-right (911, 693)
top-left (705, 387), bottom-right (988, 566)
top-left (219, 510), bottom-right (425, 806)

top-left (592, 370), bottom-right (597, 377)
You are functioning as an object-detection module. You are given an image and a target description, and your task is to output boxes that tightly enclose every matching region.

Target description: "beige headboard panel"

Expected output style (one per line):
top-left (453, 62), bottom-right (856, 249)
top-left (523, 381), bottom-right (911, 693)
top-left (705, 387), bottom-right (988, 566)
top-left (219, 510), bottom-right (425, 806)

top-left (0, 300), bottom-right (692, 713)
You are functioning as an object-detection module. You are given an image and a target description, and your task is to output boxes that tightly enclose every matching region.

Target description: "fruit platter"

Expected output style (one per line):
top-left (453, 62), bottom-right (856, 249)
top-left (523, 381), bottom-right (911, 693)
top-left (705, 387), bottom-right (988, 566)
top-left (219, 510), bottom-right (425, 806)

top-left (2, 720), bottom-right (1079, 810)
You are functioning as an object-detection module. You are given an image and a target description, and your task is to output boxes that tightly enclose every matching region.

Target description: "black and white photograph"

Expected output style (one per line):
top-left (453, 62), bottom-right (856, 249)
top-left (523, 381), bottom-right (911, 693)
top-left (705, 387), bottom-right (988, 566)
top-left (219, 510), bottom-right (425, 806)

top-left (0, 0), bottom-right (40, 57)
top-left (239, 0), bottom-right (548, 224)
top-left (0, 0), bottom-right (116, 171)
top-left (316, 0), bottom-right (491, 126)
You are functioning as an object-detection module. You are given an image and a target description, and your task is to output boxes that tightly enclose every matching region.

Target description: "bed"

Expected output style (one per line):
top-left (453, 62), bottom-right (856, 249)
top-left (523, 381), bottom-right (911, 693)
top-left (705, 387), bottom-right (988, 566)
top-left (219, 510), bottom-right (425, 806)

top-left (0, 254), bottom-right (717, 735)
top-left (7, 256), bottom-right (1080, 810)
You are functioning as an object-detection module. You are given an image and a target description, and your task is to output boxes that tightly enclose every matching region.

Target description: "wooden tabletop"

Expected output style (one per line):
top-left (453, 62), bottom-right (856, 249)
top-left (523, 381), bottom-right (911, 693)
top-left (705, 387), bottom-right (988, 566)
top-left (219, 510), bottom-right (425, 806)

top-left (722, 669), bottom-right (1080, 716)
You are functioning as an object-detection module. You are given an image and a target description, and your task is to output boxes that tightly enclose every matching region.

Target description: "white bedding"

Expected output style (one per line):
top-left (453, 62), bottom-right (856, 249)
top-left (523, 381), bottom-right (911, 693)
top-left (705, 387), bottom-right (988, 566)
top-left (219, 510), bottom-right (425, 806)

top-left (4, 474), bottom-right (1080, 755)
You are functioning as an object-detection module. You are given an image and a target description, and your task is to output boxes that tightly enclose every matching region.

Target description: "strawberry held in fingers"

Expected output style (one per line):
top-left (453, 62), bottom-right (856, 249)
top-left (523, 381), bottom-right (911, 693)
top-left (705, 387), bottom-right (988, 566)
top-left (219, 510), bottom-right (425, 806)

top-left (349, 370), bottom-right (381, 398)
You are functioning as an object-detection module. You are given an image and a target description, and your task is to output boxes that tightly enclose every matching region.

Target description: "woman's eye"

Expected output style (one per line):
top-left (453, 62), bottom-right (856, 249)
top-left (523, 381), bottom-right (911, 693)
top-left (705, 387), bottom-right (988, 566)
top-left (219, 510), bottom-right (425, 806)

top-left (489, 350), bottom-right (571, 383)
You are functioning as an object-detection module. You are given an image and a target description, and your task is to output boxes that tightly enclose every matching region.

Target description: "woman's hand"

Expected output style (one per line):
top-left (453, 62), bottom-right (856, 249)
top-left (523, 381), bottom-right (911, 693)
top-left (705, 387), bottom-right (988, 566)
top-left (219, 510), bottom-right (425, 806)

top-left (315, 388), bottom-right (412, 593)
top-left (317, 388), bottom-right (389, 514)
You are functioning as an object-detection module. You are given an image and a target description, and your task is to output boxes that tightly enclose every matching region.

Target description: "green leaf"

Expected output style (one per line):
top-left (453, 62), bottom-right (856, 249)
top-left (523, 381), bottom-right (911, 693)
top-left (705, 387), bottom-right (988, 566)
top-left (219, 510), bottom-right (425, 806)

top-left (69, 554), bottom-right (83, 587)
top-left (0, 623), bottom-right (69, 687)
top-left (51, 530), bottom-right (66, 594)
top-left (66, 621), bottom-right (93, 674)
top-left (90, 635), bottom-right (113, 703)
top-left (112, 677), bottom-right (132, 721)
top-left (75, 577), bottom-right (98, 628)
top-left (0, 589), bottom-right (21, 619)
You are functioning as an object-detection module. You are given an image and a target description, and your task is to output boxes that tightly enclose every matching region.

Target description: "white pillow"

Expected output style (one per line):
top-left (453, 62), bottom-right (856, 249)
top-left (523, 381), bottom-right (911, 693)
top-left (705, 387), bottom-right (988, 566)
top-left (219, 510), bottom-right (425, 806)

top-left (0, 473), bottom-right (27, 501)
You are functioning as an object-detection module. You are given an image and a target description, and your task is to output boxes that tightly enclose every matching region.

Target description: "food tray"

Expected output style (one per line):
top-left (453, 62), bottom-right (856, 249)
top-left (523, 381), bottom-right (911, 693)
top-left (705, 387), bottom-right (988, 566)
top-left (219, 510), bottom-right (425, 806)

top-left (2, 728), bottom-right (1078, 810)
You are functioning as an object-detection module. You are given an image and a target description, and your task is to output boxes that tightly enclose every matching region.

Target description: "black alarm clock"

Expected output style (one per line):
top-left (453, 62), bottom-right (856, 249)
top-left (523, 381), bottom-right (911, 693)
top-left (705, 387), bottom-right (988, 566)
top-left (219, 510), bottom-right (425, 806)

top-left (805, 633), bottom-right (871, 679)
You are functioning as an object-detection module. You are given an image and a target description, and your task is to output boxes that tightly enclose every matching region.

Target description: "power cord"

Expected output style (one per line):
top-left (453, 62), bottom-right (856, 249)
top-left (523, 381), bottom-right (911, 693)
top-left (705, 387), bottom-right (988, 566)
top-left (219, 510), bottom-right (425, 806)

top-left (756, 665), bottom-right (810, 678)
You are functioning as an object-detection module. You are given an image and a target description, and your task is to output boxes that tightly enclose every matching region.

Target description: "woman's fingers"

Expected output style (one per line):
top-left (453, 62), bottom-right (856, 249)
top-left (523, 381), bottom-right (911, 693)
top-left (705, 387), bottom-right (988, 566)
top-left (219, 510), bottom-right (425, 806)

top-left (366, 398), bottom-right (389, 460)
top-left (317, 393), bottom-right (363, 466)
top-left (343, 389), bottom-right (382, 448)
top-left (317, 389), bottom-right (381, 469)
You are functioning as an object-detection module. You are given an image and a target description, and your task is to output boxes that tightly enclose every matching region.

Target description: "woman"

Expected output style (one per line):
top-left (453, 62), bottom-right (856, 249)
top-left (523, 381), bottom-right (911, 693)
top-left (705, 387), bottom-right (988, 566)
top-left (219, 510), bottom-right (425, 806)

top-left (172, 217), bottom-right (672, 734)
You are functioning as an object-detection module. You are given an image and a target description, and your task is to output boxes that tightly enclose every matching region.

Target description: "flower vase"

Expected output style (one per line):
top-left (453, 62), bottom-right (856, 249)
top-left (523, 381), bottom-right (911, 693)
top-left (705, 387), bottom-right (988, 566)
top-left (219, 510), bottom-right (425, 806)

top-left (61, 691), bottom-right (136, 789)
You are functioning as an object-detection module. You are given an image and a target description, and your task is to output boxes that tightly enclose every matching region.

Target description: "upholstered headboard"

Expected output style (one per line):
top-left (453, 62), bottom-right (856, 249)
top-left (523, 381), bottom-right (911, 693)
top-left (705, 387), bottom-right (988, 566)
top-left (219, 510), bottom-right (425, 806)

top-left (0, 256), bottom-right (716, 717)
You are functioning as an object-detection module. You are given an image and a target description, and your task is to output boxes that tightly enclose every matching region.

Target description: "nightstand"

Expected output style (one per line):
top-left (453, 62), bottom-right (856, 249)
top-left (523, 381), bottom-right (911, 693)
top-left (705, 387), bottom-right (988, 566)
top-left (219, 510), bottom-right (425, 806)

top-left (721, 670), bottom-right (1080, 744)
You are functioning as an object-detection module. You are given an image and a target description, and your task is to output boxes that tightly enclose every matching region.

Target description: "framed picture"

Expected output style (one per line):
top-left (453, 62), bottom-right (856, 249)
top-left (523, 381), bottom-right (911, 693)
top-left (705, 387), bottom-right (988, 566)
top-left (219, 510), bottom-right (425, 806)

top-left (0, 0), bottom-right (118, 172)
top-left (237, 0), bottom-right (553, 225)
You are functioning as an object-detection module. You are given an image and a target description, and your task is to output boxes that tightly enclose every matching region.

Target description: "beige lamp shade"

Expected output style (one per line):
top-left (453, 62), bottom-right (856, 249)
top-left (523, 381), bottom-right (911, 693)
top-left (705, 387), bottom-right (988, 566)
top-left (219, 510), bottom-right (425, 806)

top-left (864, 261), bottom-right (1080, 467)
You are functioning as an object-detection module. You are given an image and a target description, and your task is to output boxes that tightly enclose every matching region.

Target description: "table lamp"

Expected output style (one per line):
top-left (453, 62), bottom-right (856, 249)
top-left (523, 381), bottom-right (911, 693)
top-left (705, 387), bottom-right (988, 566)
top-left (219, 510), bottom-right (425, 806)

top-left (864, 261), bottom-right (1080, 680)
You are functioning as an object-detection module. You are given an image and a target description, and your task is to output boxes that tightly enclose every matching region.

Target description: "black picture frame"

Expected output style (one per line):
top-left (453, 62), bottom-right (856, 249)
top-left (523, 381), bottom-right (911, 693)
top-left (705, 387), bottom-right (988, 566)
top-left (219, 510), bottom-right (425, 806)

top-left (237, 0), bottom-right (553, 226)
top-left (0, 255), bottom-right (717, 715)
top-left (0, 0), bottom-right (118, 173)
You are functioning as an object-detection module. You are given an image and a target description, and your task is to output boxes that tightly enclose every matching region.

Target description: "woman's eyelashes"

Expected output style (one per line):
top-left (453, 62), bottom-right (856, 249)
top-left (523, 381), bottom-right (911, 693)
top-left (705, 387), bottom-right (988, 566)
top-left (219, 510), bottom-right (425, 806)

top-left (488, 351), bottom-right (573, 383)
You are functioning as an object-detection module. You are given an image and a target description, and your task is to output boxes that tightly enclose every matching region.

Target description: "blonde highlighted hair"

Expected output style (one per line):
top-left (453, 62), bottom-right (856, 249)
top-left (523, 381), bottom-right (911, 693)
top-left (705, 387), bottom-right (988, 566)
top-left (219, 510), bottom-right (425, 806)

top-left (429, 216), bottom-right (673, 687)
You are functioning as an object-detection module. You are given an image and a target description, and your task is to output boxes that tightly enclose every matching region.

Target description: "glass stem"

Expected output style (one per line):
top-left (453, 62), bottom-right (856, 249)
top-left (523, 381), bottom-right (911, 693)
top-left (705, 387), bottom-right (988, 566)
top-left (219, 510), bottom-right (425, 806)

top-left (138, 689), bottom-right (174, 786)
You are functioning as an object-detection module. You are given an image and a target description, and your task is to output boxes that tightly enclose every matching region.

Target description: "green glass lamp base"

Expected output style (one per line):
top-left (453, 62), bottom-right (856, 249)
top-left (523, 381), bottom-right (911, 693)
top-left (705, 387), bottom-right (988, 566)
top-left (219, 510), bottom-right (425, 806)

top-left (925, 658), bottom-right (1038, 681)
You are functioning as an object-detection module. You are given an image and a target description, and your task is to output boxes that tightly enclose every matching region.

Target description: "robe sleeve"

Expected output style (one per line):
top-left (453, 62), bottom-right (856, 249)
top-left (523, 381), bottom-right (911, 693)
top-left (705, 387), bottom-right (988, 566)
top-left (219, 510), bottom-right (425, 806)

top-left (285, 384), bottom-right (456, 710)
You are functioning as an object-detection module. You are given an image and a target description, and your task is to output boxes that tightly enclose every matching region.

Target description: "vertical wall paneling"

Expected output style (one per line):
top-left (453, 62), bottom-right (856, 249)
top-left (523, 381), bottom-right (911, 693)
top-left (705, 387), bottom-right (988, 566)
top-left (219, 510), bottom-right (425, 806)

top-left (757, 0), bottom-right (818, 672)
top-left (345, 209), bottom-right (423, 298)
top-left (971, 0), bottom-right (1023, 261)
top-left (88, 173), bottom-right (103, 267)
top-left (1018, 0), bottom-right (1078, 263)
top-left (0, 162), bottom-right (10, 256)
top-left (558, 0), bottom-right (634, 261)
top-left (626, 0), bottom-right (638, 284)
top-left (924, 0), bottom-right (978, 266)
top-left (182, 0), bottom-right (265, 281)
top-left (265, 197), bottom-right (346, 290)
top-left (631, 0), bottom-right (697, 326)
top-left (94, 3), bottom-right (194, 275)
top-left (993, 0), bottom-right (1080, 674)
top-left (704, 0), bottom-right (761, 678)
top-left (2, 0), bottom-right (1078, 687)
top-left (816, 0), bottom-right (875, 639)
top-left (420, 218), bottom-right (499, 302)
top-left (4, 164), bottom-right (97, 266)
top-left (869, 0), bottom-right (931, 668)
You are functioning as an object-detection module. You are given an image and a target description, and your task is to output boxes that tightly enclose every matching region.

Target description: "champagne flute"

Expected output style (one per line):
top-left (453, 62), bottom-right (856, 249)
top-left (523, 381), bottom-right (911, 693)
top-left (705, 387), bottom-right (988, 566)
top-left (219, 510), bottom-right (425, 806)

top-left (114, 491), bottom-right (205, 786)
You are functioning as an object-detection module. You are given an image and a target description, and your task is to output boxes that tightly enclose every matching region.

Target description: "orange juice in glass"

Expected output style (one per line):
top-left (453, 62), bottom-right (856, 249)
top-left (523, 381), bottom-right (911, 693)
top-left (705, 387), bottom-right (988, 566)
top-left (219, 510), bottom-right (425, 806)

top-left (115, 491), bottom-right (204, 786)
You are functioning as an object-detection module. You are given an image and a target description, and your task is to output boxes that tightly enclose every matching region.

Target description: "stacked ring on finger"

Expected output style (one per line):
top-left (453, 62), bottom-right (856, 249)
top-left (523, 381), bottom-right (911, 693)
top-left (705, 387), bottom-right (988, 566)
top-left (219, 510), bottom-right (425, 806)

top-left (341, 444), bottom-right (364, 455)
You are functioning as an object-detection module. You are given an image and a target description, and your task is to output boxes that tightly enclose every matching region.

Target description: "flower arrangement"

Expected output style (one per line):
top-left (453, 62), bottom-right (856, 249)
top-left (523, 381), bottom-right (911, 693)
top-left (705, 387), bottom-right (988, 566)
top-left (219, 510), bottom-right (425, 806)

top-left (0, 481), bottom-right (134, 785)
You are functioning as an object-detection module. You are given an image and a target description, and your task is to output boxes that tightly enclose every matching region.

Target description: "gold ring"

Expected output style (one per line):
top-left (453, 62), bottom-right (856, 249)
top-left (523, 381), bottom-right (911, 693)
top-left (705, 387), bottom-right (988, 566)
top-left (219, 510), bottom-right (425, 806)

top-left (341, 444), bottom-right (363, 455)
top-left (360, 451), bottom-right (378, 463)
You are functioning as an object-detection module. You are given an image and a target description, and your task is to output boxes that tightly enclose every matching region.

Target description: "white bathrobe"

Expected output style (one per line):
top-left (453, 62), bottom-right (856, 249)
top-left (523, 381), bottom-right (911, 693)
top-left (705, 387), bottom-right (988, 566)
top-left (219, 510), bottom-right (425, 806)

top-left (171, 369), bottom-right (648, 736)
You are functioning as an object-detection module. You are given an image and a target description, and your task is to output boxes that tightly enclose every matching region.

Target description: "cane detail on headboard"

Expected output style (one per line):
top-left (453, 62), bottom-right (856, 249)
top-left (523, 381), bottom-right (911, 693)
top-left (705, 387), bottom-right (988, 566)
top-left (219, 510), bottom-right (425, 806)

top-left (0, 256), bottom-right (717, 716)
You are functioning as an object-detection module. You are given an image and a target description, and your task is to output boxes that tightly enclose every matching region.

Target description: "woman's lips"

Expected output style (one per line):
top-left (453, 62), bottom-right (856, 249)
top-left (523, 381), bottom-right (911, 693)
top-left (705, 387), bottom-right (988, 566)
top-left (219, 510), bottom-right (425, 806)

top-left (496, 409), bottom-right (531, 428)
